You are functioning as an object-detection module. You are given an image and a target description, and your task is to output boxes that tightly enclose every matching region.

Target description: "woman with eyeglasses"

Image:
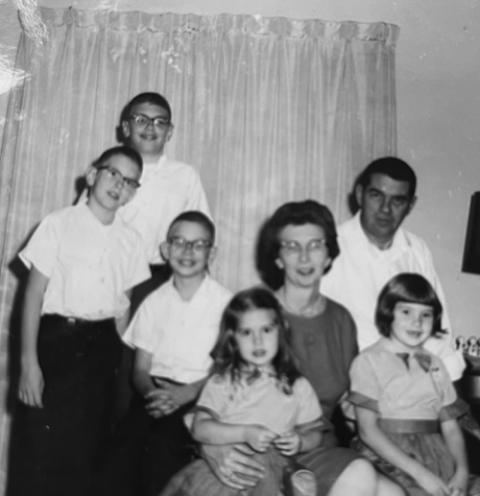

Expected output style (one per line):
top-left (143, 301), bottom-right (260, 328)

top-left (198, 200), bottom-right (405, 496)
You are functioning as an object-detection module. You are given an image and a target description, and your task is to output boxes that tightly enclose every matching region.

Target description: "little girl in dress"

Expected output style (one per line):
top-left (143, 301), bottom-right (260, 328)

top-left (348, 273), bottom-right (480, 496)
top-left (162, 286), bottom-right (322, 495)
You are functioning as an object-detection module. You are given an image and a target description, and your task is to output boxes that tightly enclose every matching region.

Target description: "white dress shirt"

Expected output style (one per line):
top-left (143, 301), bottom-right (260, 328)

top-left (322, 212), bottom-right (465, 381)
top-left (20, 203), bottom-right (150, 320)
top-left (123, 275), bottom-right (232, 383)
top-left (118, 155), bottom-right (210, 264)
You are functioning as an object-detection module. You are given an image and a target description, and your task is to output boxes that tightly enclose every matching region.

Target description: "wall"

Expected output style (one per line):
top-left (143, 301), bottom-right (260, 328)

top-left (1, 0), bottom-right (479, 340)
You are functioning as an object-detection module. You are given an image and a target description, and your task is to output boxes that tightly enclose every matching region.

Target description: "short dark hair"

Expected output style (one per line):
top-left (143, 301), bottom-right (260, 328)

top-left (121, 92), bottom-right (172, 123)
top-left (358, 157), bottom-right (417, 199)
top-left (167, 210), bottom-right (215, 244)
top-left (118, 92), bottom-right (172, 144)
top-left (211, 286), bottom-right (301, 393)
top-left (256, 200), bottom-right (339, 290)
top-left (375, 273), bottom-right (444, 337)
top-left (93, 145), bottom-right (143, 173)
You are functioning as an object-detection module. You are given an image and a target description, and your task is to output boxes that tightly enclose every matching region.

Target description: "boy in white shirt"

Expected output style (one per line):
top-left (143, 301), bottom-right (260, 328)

top-left (11, 146), bottom-right (150, 496)
top-left (100, 211), bottom-right (231, 496)
top-left (119, 92), bottom-right (210, 297)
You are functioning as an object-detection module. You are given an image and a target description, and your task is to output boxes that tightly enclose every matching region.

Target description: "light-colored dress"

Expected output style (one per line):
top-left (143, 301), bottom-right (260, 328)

top-left (348, 338), bottom-right (480, 496)
top-left (161, 370), bottom-right (322, 496)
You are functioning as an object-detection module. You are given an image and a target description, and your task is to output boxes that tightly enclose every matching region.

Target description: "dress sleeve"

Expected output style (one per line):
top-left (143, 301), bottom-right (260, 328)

top-left (348, 353), bottom-right (380, 413)
top-left (341, 307), bottom-right (359, 373)
top-left (19, 214), bottom-right (59, 277)
top-left (195, 375), bottom-right (229, 420)
top-left (294, 378), bottom-right (323, 426)
top-left (431, 357), bottom-right (469, 421)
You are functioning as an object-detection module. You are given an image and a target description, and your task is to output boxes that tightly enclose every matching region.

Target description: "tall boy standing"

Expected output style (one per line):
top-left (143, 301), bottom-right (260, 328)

top-left (118, 92), bottom-right (210, 295)
top-left (11, 146), bottom-right (150, 496)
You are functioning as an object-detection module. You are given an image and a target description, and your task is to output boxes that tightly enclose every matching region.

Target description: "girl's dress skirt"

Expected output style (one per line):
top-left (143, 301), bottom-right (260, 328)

top-left (353, 419), bottom-right (480, 496)
top-left (161, 430), bottom-right (359, 496)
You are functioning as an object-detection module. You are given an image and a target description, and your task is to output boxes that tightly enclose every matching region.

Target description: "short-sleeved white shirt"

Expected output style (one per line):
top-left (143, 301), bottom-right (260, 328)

top-left (118, 155), bottom-right (210, 264)
top-left (123, 275), bottom-right (232, 383)
top-left (197, 372), bottom-right (323, 435)
top-left (322, 212), bottom-right (465, 381)
top-left (20, 203), bottom-right (150, 320)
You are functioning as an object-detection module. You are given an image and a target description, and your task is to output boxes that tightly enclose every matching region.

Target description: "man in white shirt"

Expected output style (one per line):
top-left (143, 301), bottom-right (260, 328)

top-left (322, 156), bottom-right (465, 381)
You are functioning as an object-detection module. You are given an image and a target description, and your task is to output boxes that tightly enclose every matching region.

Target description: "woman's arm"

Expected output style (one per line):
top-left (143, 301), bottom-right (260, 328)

top-left (356, 406), bottom-right (450, 495)
top-left (19, 266), bottom-right (49, 408)
top-left (441, 419), bottom-right (469, 494)
top-left (201, 444), bottom-right (264, 490)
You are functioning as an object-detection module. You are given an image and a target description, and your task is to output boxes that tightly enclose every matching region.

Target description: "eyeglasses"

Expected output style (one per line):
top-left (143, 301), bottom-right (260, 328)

top-left (279, 239), bottom-right (327, 256)
top-left (96, 165), bottom-right (141, 190)
top-left (168, 236), bottom-right (212, 253)
top-left (129, 113), bottom-right (170, 129)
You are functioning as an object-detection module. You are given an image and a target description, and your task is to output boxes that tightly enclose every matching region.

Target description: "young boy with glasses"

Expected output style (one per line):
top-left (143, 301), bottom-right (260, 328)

top-left (98, 211), bottom-right (231, 496)
top-left (11, 146), bottom-right (150, 496)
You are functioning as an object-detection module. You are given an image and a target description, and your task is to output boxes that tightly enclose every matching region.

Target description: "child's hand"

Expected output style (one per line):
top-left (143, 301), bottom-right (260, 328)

top-left (153, 378), bottom-right (194, 409)
top-left (415, 468), bottom-right (450, 496)
top-left (144, 388), bottom-right (177, 418)
top-left (448, 467), bottom-right (468, 496)
top-left (274, 430), bottom-right (301, 456)
top-left (18, 359), bottom-right (44, 408)
top-left (244, 425), bottom-right (277, 452)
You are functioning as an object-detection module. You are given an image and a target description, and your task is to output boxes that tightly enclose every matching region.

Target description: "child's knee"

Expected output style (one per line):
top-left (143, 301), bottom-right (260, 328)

top-left (343, 458), bottom-right (377, 488)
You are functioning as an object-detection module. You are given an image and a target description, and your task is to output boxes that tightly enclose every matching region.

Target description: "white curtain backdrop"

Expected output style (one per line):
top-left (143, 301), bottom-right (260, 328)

top-left (0, 7), bottom-right (398, 491)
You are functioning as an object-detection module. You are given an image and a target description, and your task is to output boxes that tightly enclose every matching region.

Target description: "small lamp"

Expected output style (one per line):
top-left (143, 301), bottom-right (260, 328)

top-left (462, 192), bottom-right (480, 274)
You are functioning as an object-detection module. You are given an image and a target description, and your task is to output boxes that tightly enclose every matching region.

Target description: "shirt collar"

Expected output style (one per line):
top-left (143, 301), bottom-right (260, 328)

top-left (352, 211), bottom-right (412, 256)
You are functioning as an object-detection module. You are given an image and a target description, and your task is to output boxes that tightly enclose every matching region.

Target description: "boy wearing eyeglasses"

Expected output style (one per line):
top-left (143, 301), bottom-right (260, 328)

top-left (13, 146), bottom-right (150, 496)
top-left (97, 211), bottom-right (231, 496)
top-left (118, 92), bottom-right (210, 300)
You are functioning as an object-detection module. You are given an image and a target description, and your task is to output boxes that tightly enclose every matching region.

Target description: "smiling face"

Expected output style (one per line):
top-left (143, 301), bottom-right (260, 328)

top-left (86, 153), bottom-right (141, 223)
top-left (275, 223), bottom-right (332, 290)
top-left (161, 220), bottom-right (215, 281)
top-left (234, 308), bottom-right (279, 369)
top-left (390, 302), bottom-right (434, 351)
top-left (121, 101), bottom-right (173, 161)
top-left (356, 173), bottom-right (415, 249)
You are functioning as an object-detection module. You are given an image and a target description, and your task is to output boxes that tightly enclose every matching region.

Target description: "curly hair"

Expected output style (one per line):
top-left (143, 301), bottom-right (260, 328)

top-left (210, 286), bottom-right (301, 393)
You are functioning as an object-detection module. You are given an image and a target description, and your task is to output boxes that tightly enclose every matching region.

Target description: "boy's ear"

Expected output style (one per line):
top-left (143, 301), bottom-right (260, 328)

top-left (207, 245), bottom-right (217, 266)
top-left (121, 120), bottom-right (131, 140)
top-left (275, 257), bottom-right (284, 269)
top-left (165, 123), bottom-right (174, 143)
top-left (85, 166), bottom-right (98, 187)
top-left (159, 241), bottom-right (170, 262)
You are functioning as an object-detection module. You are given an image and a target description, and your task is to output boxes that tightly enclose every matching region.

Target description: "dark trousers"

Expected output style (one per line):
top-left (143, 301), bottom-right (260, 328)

top-left (96, 393), bottom-right (197, 496)
top-left (7, 314), bottom-right (122, 496)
